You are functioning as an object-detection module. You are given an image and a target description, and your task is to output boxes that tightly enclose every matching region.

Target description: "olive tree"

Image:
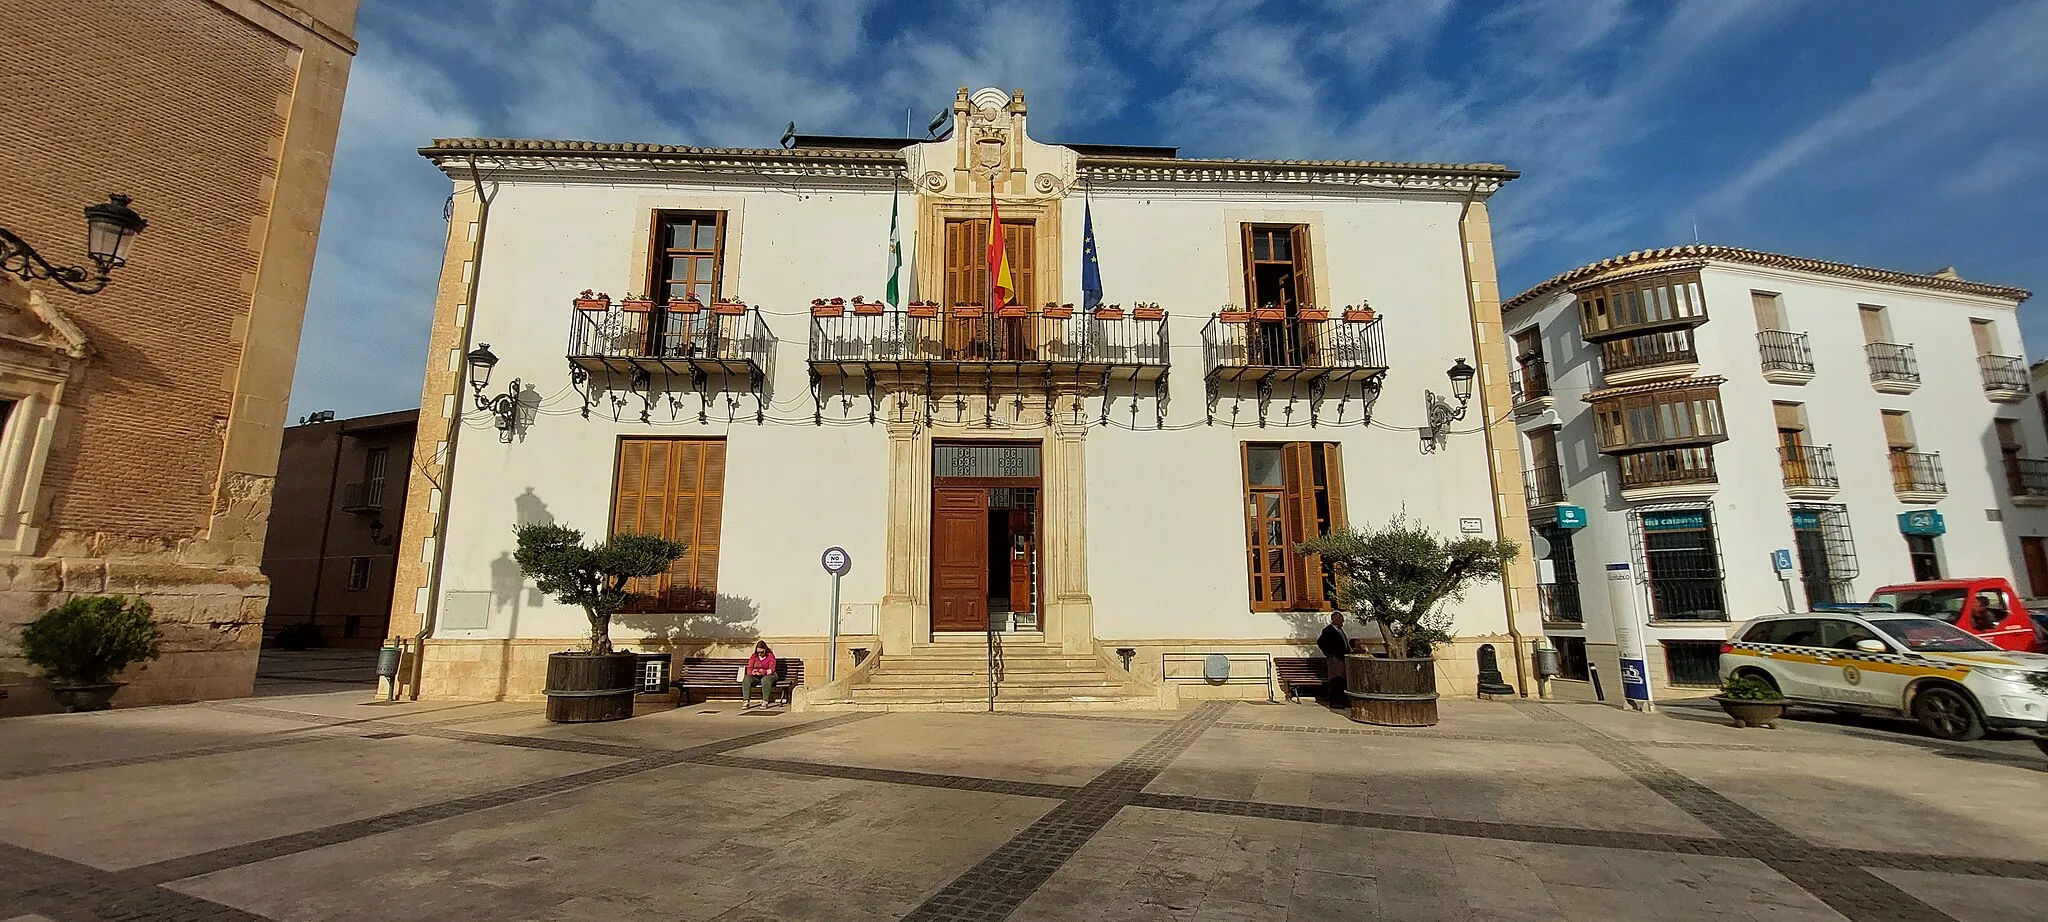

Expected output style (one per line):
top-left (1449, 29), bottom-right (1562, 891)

top-left (1299, 516), bottom-right (1518, 659)
top-left (512, 523), bottom-right (686, 655)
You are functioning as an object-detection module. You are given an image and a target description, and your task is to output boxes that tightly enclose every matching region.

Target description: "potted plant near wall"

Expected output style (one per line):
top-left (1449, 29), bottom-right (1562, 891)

top-left (1133, 301), bottom-right (1165, 321)
top-left (1300, 517), bottom-right (1517, 727)
top-left (667, 292), bottom-right (702, 314)
top-left (21, 596), bottom-right (164, 712)
top-left (811, 297), bottom-right (844, 318)
top-left (1344, 302), bottom-right (1377, 323)
top-left (513, 522), bottom-right (686, 723)
top-left (712, 297), bottom-right (747, 316)
top-left (1042, 301), bottom-right (1073, 319)
top-left (1296, 302), bottom-right (1329, 322)
top-left (618, 292), bottom-right (655, 312)
top-left (852, 295), bottom-right (884, 316)
top-left (908, 299), bottom-right (939, 318)
top-left (1093, 302), bottom-right (1125, 320)
top-left (573, 289), bottom-right (610, 312)
top-left (1714, 675), bottom-right (1788, 728)
top-left (1219, 305), bottom-right (1252, 323)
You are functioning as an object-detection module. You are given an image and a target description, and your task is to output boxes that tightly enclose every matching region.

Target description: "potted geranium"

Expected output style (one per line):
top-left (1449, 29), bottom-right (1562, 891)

top-left (1714, 675), bottom-right (1787, 728)
top-left (952, 301), bottom-right (984, 318)
top-left (1094, 303), bottom-right (1124, 320)
top-left (618, 292), bottom-right (654, 312)
top-left (811, 297), bottom-right (844, 318)
top-left (513, 523), bottom-right (686, 723)
top-left (1297, 303), bottom-right (1329, 322)
top-left (1042, 301), bottom-right (1073, 319)
top-left (1300, 517), bottom-right (1517, 727)
top-left (712, 297), bottom-right (747, 316)
top-left (908, 299), bottom-right (939, 318)
top-left (573, 289), bottom-right (610, 312)
top-left (1344, 302), bottom-right (1378, 323)
top-left (667, 292), bottom-right (702, 314)
top-left (21, 596), bottom-right (163, 712)
top-left (852, 295), bottom-right (884, 316)
top-left (1219, 305), bottom-right (1252, 323)
top-left (1133, 302), bottom-right (1165, 321)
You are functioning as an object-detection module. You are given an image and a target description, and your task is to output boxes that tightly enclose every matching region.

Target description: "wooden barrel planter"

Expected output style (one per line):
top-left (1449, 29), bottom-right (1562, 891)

top-left (544, 652), bottom-right (640, 723)
top-left (1346, 655), bottom-right (1439, 727)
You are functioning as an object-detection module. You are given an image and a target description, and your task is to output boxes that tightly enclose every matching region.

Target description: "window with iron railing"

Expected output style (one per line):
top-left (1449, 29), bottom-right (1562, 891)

top-left (1633, 506), bottom-right (1726, 621)
top-left (1866, 342), bottom-right (1919, 385)
top-left (1778, 444), bottom-right (1838, 490)
top-left (1514, 356), bottom-right (1549, 403)
top-left (1525, 463), bottom-right (1565, 506)
top-left (1757, 330), bottom-right (1814, 376)
top-left (1600, 329), bottom-right (1697, 375)
top-left (1980, 354), bottom-right (2027, 393)
top-left (2008, 457), bottom-right (2048, 499)
top-left (1888, 450), bottom-right (1945, 495)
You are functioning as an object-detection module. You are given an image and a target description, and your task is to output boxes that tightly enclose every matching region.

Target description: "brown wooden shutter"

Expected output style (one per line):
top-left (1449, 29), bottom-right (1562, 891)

top-left (1240, 224), bottom-right (1256, 308)
top-left (1289, 225), bottom-right (1313, 310)
top-left (1751, 292), bottom-right (1781, 331)
top-left (612, 439), bottom-right (674, 606)
top-left (1006, 221), bottom-right (1034, 307)
top-left (1773, 402), bottom-right (1804, 431)
top-left (663, 440), bottom-right (725, 612)
top-left (1321, 443), bottom-right (1347, 531)
top-left (1282, 442), bottom-right (1325, 608)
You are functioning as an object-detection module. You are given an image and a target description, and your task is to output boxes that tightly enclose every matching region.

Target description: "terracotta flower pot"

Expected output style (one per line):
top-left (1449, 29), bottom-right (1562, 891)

top-left (1296, 308), bottom-right (1329, 322)
top-left (573, 297), bottom-right (610, 312)
top-left (1133, 305), bottom-right (1165, 321)
top-left (997, 304), bottom-right (1028, 318)
top-left (908, 301), bottom-right (939, 318)
top-left (853, 300), bottom-right (884, 315)
top-left (952, 304), bottom-right (984, 318)
top-left (666, 298), bottom-right (701, 314)
top-left (811, 300), bottom-right (843, 317)
top-left (1042, 303), bottom-right (1073, 319)
top-left (1713, 696), bottom-right (1786, 729)
top-left (1093, 306), bottom-right (1124, 320)
top-left (1219, 310), bottom-right (1253, 324)
top-left (619, 298), bottom-right (654, 313)
top-left (1344, 309), bottom-right (1377, 324)
top-left (1253, 307), bottom-right (1286, 321)
top-left (712, 301), bottom-right (746, 316)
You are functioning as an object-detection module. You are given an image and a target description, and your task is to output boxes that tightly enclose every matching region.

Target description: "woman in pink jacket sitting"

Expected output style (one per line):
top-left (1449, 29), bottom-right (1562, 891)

top-left (740, 640), bottom-right (779, 709)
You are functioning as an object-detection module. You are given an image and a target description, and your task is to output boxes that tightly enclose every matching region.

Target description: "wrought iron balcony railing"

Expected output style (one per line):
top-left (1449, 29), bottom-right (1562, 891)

top-left (808, 308), bottom-right (1167, 374)
top-left (1615, 446), bottom-right (1718, 491)
top-left (1980, 353), bottom-right (2027, 393)
top-left (1525, 463), bottom-right (1565, 506)
top-left (1866, 342), bottom-right (1919, 386)
top-left (339, 480), bottom-right (382, 514)
top-left (1757, 330), bottom-right (1814, 376)
top-left (1779, 445), bottom-right (1838, 491)
top-left (2007, 457), bottom-right (2048, 499)
top-left (1513, 357), bottom-right (1550, 403)
top-left (1889, 450), bottom-right (1945, 495)
top-left (1601, 331), bottom-right (1698, 376)
top-left (568, 305), bottom-right (774, 380)
top-left (1200, 316), bottom-right (1386, 383)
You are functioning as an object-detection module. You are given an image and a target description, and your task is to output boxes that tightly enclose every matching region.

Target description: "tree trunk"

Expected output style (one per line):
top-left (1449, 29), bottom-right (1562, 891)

top-left (586, 610), bottom-right (612, 655)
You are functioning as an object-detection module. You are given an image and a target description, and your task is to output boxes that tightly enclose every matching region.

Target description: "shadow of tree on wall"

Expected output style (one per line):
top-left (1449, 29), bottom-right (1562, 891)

top-left (613, 593), bottom-right (760, 654)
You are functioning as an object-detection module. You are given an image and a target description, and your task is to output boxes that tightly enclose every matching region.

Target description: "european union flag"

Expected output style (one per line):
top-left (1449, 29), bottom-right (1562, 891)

top-left (1081, 200), bottom-right (1104, 310)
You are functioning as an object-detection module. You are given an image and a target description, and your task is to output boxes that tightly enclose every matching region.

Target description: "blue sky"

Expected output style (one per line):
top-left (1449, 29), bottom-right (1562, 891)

top-left (291, 0), bottom-right (2048, 419)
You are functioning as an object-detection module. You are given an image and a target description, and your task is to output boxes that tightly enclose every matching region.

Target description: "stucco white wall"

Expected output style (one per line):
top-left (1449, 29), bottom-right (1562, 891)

top-left (1508, 260), bottom-right (2042, 692)
top-left (432, 176), bottom-right (1512, 647)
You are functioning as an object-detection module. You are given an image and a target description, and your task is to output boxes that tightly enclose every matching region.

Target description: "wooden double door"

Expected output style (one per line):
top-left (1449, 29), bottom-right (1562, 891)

top-left (932, 481), bottom-right (1040, 633)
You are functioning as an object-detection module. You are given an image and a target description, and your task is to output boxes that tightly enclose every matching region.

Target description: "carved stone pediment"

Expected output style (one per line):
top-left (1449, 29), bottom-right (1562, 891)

top-left (0, 276), bottom-right (89, 361)
top-left (906, 86), bottom-right (1076, 202)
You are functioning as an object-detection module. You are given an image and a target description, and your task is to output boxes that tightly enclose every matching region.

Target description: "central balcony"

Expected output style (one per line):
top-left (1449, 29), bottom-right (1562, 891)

top-left (1757, 331), bottom-right (1815, 385)
top-left (1866, 342), bottom-right (1920, 394)
top-left (808, 307), bottom-right (1168, 386)
top-left (1980, 354), bottom-right (2028, 402)
top-left (1779, 444), bottom-right (1839, 499)
top-left (1890, 450), bottom-right (1946, 503)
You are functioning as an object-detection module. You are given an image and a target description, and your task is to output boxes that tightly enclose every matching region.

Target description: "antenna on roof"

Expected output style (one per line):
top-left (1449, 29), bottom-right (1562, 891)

top-left (779, 121), bottom-right (796, 149)
top-left (926, 109), bottom-right (951, 141)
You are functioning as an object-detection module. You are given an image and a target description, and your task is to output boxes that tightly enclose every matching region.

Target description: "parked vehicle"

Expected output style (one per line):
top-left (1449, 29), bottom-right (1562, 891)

top-left (1868, 578), bottom-right (2043, 653)
top-left (1720, 611), bottom-right (2048, 741)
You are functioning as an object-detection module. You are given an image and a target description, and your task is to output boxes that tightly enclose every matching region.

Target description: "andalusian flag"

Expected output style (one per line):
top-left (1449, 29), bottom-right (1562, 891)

top-left (987, 188), bottom-right (1015, 307)
top-left (884, 190), bottom-right (902, 308)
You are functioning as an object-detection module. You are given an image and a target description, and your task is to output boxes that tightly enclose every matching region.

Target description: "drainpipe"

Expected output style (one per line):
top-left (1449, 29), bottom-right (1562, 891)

top-left (1456, 178), bottom-right (1531, 698)
top-left (409, 159), bottom-right (495, 699)
top-left (304, 421), bottom-right (344, 635)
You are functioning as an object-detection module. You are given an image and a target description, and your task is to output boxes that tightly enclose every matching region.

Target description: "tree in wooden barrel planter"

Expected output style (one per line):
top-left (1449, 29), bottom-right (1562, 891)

top-left (513, 523), bottom-right (686, 723)
top-left (1300, 517), bottom-right (1517, 727)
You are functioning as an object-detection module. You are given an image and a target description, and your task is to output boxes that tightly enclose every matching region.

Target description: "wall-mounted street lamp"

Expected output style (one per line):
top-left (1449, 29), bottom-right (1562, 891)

top-left (465, 343), bottom-right (520, 442)
top-left (1420, 357), bottom-right (1478, 454)
top-left (0, 194), bottom-right (148, 295)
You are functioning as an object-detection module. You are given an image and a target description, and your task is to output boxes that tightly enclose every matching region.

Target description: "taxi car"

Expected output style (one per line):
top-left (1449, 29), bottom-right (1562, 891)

top-left (1720, 611), bottom-right (2048, 741)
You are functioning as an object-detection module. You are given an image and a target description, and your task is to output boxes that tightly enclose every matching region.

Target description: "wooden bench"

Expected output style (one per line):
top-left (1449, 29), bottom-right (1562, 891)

top-left (673, 657), bottom-right (806, 706)
top-left (1274, 657), bottom-right (1329, 702)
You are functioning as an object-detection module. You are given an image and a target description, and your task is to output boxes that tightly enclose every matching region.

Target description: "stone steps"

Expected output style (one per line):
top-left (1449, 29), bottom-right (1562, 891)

top-left (802, 641), bottom-right (1156, 712)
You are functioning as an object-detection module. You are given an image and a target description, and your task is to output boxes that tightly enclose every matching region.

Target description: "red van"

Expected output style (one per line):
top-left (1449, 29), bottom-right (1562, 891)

top-left (1869, 578), bottom-right (2043, 653)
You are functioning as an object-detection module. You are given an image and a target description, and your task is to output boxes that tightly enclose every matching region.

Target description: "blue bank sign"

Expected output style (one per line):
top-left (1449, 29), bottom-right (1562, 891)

top-left (1897, 510), bottom-right (1945, 536)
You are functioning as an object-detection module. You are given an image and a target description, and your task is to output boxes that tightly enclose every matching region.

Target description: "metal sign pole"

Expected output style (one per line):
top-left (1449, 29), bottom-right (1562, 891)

top-left (828, 571), bottom-right (841, 682)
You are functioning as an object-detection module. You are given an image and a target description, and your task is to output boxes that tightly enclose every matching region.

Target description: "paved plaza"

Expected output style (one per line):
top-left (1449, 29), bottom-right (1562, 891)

top-left (3, 673), bottom-right (2047, 922)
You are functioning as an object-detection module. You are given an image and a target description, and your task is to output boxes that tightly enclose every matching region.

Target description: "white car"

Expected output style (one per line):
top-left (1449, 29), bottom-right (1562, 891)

top-left (1720, 611), bottom-right (2048, 741)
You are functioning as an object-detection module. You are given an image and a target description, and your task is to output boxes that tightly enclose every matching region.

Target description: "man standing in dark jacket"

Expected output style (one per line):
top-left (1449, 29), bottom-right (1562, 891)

top-left (1317, 612), bottom-right (1349, 705)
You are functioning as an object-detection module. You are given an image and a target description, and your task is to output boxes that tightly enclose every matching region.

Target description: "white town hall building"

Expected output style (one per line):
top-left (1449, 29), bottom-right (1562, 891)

top-left (384, 87), bottom-right (1541, 708)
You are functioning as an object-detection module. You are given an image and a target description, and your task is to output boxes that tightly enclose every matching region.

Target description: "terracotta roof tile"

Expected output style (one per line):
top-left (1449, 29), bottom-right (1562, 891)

top-left (1504, 245), bottom-right (2030, 312)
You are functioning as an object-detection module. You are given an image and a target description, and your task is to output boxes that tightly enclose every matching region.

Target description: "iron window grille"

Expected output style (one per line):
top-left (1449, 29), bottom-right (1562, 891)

top-left (1628, 503), bottom-right (1726, 621)
top-left (1662, 640), bottom-right (1723, 687)
top-left (1535, 522), bottom-right (1582, 623)
top-left (1789, 504), bottom-right (1858, 607)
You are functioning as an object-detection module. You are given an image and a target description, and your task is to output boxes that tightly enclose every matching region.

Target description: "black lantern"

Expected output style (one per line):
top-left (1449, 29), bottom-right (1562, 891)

top-left (466, 343), bottom-right (499, 395)
top-left (83, 194), bottom-right (147, 269)
top-left (1446, 357), bottom-right (1477, 404)
top-left (1, 193), bottom-right (148, 295)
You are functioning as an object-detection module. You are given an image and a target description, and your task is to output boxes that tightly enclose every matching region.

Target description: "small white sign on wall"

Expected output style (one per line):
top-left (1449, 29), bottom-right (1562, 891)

top-left (1459, 517), bottom-right (1484, 534)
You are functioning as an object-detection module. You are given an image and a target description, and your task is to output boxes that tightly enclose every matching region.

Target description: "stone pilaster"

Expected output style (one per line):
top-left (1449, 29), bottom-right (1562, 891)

top-left (879, 416), bottom-right (928, 653)
top-left (1043, 397), bottom-right (1094, 652)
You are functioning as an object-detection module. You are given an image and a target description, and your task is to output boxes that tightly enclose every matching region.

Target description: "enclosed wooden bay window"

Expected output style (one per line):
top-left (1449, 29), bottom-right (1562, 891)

top-left (1591, 383), bottom-right (1727, 453)
top-left (1242, 442), bottom-right (1346, 611)
top-left (1576, 269), bottom-right (1708, 343)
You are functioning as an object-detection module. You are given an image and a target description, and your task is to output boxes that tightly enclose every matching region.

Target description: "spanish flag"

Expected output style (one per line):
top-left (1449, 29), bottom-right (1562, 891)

top-left (987, 189), bottom-right (1015, 308)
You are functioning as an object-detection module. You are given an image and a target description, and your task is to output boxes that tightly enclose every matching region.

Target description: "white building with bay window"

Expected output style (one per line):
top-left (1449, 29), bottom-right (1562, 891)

top-left (384, 87), bottom-right (1543, 709)
top-left (1504, 247), bottom-right (2038, 698)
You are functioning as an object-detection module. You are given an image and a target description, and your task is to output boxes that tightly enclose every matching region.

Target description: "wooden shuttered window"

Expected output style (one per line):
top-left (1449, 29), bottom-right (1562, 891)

top-left (943, 218), bottom-right (1034, 308)
top-left (612, 438), bottom-right (726, 613)
top-left (1243, 442), bottom-right (1346, 611)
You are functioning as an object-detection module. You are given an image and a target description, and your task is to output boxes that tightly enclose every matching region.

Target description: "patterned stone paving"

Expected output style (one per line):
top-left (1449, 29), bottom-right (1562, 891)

top-left (2, 694), bottom-right (2044, 921)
